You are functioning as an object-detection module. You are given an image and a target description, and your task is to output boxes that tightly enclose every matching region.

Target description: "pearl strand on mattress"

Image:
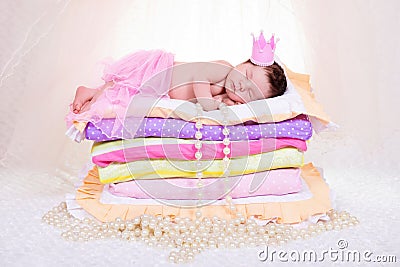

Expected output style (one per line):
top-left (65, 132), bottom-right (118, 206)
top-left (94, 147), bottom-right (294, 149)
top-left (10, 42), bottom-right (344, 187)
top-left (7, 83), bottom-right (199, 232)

top-left (195, 103), bottom-right (204, 213)
top-left (194, 103), bottom-right (235, 215)
top-left (219, 103), bottom-right (236, 213)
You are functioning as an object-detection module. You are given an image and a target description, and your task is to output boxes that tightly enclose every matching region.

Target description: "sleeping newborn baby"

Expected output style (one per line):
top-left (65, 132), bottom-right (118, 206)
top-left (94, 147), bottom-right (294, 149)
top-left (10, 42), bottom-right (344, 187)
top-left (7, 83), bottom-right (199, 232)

top-left (72, 58), bottom-right (287, 113)
top-left (71, 32), bottom-right (286, 113)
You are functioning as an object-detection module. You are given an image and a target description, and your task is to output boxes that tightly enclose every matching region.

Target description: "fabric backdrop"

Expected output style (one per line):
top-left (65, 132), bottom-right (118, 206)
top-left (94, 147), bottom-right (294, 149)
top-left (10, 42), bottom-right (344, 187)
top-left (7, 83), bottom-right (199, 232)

top-left (0, 0), bottom-right (399, 180)
top-left (1, 1), bottom-right (399, 266)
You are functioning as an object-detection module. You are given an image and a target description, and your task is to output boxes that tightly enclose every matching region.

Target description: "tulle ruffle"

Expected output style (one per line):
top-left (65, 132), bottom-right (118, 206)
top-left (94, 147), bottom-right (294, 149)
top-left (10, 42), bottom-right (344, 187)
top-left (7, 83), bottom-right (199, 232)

top-left (65, 49), bottom-right (174, 138)
top-left (74, 163), bottom-right (332, 224)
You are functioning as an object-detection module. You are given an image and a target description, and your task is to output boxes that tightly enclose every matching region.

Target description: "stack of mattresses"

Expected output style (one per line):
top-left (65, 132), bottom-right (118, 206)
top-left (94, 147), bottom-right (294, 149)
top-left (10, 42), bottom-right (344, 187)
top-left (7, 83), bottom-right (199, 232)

top-left (41, 51), bottom-right (360, 263)
top-left (65, 66), bottom-right (335, 225)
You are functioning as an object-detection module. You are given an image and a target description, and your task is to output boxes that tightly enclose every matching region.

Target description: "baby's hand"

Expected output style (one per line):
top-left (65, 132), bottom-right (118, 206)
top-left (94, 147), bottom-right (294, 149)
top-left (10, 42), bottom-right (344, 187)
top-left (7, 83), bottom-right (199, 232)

top-left (213, 94), bottom-right (238, 106)
top-left (221, 98), bottom-right (237, 106)
top-left (213, 94), bottom-right (225, 103)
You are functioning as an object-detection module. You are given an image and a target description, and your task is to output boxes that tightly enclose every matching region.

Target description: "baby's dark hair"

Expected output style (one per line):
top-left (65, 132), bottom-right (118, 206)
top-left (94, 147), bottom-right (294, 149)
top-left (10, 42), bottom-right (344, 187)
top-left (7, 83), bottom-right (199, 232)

top-left (246, 60), bottom-right (287, 98)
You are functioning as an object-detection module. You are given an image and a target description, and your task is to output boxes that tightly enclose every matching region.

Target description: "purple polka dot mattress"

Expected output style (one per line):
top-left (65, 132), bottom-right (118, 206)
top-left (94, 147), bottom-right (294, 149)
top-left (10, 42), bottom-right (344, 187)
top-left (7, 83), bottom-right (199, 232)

top-left (85, 114), bottom-right (312, 142)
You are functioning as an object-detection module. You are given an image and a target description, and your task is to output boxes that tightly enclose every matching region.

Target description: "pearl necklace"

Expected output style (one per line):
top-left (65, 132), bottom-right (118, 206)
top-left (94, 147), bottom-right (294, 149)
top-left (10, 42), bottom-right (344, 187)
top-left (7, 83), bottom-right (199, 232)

top-left (194, 103), bottom-right (204, 212)
top-left (43, 203), bottom-right (359, 263)
top-left (193, 103), bottom-right (235, 214)
top-left (219, 103), bottom-right (236, 213)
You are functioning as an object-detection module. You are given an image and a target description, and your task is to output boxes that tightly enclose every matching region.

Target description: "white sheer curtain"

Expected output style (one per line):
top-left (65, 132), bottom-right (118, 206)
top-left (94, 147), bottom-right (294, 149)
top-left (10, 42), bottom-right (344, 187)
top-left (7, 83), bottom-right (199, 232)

top-left (2, 0), bottom-right (398, 180)
top-left (292, 0), bottom-right (400, 174)
top-left (0, 0), bottom-right (304, 179)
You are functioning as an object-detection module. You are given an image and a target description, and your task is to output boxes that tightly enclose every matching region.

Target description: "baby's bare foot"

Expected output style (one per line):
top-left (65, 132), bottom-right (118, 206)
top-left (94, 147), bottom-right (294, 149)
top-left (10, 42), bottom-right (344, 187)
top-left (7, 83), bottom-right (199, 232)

top-left (72, 86), bottom-right (98, 113)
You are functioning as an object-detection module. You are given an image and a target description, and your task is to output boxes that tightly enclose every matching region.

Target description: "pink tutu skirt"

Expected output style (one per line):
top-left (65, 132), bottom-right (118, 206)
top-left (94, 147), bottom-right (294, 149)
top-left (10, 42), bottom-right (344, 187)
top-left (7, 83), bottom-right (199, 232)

top-left (66, 49), bottom-right (175, 137)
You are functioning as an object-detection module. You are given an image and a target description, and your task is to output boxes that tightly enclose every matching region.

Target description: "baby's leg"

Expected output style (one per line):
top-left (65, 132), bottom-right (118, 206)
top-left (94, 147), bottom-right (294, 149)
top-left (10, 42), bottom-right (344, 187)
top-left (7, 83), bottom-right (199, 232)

top-left (72, 86), bottom-right (98, 114)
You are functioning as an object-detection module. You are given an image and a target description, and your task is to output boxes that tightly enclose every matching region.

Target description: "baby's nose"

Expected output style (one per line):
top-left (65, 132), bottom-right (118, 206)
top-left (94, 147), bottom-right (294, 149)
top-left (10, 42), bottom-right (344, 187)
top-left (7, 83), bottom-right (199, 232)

top-left (233, 82), bottom-right (241, 91)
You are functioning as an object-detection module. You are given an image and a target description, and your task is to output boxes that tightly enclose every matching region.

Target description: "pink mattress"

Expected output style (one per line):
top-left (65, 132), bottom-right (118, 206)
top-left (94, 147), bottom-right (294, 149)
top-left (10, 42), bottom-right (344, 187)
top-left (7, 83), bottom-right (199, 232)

top-left (106, 168), bottom-right (302, 200)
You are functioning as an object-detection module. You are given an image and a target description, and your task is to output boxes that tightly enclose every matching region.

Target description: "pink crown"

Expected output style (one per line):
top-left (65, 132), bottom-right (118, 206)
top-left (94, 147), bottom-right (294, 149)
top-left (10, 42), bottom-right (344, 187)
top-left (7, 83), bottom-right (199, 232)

top-left (250, 31), bottom-right (279, 67)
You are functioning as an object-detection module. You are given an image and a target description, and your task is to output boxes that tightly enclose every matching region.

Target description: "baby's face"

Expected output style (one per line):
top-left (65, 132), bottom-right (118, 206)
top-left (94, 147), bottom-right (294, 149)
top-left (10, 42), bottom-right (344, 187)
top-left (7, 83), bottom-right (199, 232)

top-left (224, 62), bottom-right (271, 104)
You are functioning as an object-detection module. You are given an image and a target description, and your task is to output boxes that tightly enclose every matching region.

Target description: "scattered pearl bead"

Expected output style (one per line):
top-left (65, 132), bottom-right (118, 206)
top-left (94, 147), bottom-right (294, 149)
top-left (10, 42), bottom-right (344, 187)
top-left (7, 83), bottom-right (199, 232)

top-left (43, 202), bottom-right (358, 263)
